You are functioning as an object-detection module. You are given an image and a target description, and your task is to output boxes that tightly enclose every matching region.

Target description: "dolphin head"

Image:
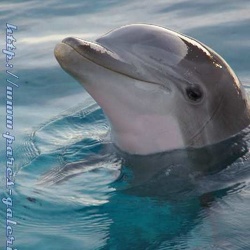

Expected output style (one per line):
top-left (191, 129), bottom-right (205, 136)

top-left (54, 24), bottom-right (250, 155)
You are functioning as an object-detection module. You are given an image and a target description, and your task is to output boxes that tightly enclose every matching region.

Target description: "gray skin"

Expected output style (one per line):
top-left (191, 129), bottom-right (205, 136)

top-left (54, 24), bottom-right (250, 155)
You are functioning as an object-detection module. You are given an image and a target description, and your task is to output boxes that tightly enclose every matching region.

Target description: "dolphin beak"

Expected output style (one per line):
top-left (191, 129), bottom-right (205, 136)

top-left (60, 37), bottom-right (126, 69)
top-left (55, 37), bottom-right (167, 88)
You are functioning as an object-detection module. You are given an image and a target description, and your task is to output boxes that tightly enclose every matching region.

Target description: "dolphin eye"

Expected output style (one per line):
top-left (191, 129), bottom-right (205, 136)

top-left (186, 86), bottom-right (203, 102)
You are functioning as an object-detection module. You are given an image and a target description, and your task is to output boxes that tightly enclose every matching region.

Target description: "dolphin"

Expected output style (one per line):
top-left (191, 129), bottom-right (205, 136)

top-left (54, 24), bottom-right (250, 155)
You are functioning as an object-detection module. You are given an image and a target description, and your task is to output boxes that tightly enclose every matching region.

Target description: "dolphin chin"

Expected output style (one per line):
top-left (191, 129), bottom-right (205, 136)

top-left (55, 24), bottom-right (250, 155)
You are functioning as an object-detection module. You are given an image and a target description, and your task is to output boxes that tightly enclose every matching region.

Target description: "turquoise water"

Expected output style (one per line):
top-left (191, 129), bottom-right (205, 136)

top-left (1, 1), bottom-right (250, 249)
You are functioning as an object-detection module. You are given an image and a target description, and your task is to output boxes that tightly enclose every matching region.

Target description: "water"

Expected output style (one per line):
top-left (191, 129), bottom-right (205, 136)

top-left (1, 0), bottom-right (250, 249)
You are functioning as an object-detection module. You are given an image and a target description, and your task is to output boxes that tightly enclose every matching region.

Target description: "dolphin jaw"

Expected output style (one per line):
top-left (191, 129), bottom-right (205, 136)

top-left (56, 37), bottom-right (171, 92)
top-left (61, 37), bottom-right (123, 61)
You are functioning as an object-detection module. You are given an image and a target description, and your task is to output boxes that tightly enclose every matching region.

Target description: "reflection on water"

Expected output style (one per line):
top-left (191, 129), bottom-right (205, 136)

top-left (11, 96), bottom-right (250, 249)
top-left (1, 0), bottom-right (250, 249)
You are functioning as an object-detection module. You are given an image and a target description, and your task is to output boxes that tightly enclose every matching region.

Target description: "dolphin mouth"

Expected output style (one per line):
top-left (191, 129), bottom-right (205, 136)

top-left (61, 37), bottom-right (123, 64)
top-left (59, 37), bottom-right (168, 88)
